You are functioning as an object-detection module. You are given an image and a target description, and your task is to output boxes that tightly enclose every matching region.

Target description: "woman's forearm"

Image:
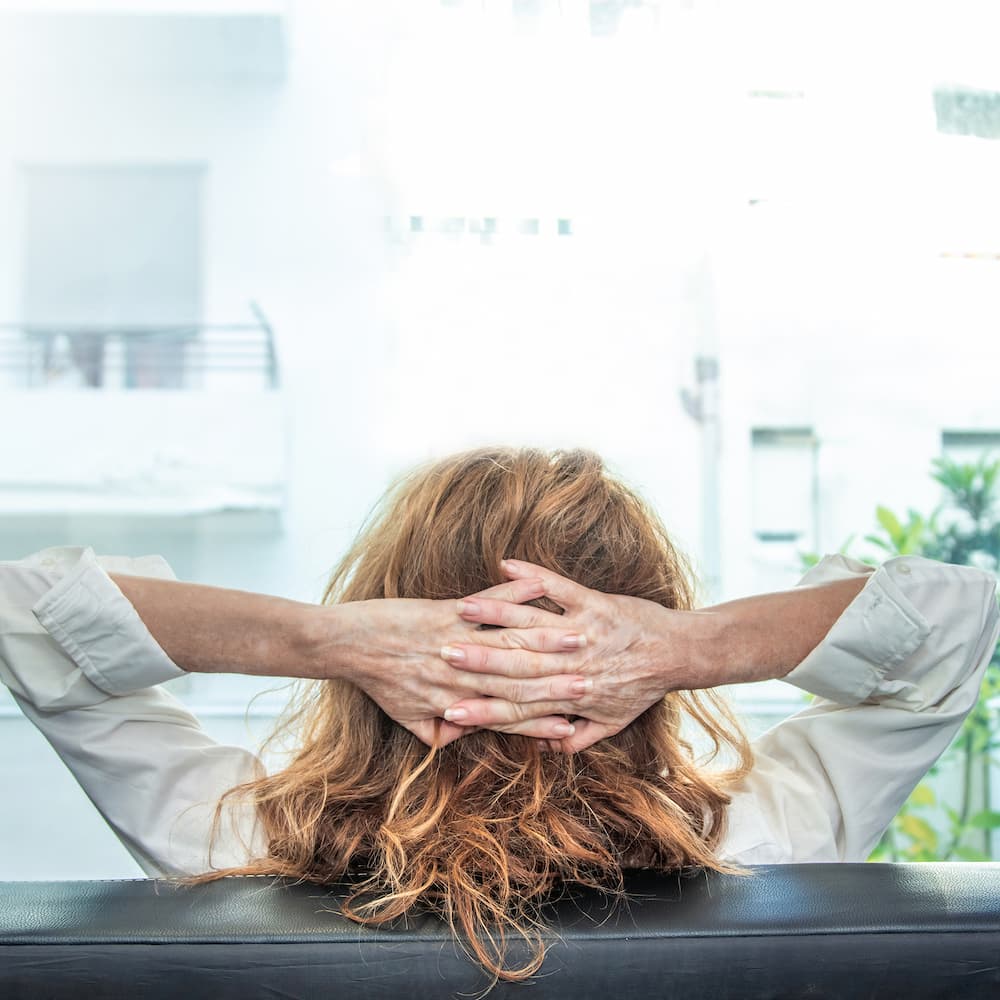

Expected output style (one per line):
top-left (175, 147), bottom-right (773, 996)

top-left (702, 575), bottom-right (871, 687)
top-left (108, 573), bottom-right (332, 679)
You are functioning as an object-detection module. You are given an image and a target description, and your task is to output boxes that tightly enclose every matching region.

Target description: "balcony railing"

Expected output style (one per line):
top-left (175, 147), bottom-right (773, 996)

top-left (0, 304), bottom-right (279, 391)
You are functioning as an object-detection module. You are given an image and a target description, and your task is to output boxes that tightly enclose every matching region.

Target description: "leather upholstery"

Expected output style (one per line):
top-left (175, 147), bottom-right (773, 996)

top-left (2, 864), bottom-right (998, 998)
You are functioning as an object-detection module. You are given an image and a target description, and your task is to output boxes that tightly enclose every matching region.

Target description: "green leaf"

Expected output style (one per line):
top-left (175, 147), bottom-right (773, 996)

top-left (898, 814), bottom-right (939, 851)
top-left (901, 521), bottom-right (925, 555)
top-left (876, 506), bottom-right (903, 544)
top-left (967, 810), bottom-right (1000, 829)
top-left (908, 784), bottom-right (936, 807)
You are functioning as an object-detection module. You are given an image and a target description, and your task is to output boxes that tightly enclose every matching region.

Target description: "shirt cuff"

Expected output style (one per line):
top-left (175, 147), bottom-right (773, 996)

top-left (31, 547), bottom-right (186, 695)
top-left (781, 556), bottom-right (932, 705)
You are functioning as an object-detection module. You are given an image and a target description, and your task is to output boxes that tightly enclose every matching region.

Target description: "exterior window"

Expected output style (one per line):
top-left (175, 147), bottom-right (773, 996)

top-left (409, 216), bottom-right (424, 233)
top-left (21, 164), bottom-right (202, 390)
top-left (557, 218), bottom-right (573, 236)
top-left (941, 430), bottom-right (1000, 465)
top-left (518, 218), bottom-right (540, 235)
top-left (751, 427), bottom-right (818, 548)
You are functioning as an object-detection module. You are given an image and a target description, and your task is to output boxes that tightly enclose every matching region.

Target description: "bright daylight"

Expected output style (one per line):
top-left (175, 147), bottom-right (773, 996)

top-left (1, 2), bottom-right (999, 997)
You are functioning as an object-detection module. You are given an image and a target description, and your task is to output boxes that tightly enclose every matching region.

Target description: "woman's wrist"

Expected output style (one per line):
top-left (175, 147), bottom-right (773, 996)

top-left (298, 601), bottom-right (368, 684)
top-left (676, 608), bottom-right (741, 689)
top-left (270, 600), bottom-right (341, 681)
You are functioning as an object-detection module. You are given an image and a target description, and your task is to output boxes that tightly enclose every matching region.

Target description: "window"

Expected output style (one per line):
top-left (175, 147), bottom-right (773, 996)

top-left (941, 430), bottom-right (1000, 466)
top-left (21, 164), bottom-right (202, 390)
top-left (751, 427), bottom-right (819, 548)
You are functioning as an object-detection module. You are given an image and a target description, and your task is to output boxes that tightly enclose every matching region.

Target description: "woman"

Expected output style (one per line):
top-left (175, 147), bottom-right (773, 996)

top-left (2, 447), bottom-right (998, 983)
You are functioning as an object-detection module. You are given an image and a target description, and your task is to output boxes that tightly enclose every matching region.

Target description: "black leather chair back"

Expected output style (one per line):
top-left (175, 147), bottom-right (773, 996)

top-left (2, 864), bottom-right (999, 998)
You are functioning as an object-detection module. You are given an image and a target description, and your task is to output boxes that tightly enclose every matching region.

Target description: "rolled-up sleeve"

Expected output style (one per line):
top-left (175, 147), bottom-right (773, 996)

top-left (1, 546), bottom-right (185, 710)
top-left (0, 547), bottom-right (263, 875)
top-left (721, 555), bottom-right (1000, 865)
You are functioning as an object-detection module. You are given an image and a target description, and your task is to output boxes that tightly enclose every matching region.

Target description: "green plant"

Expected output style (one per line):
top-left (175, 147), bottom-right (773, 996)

top-left (801, 454), bottom-right (1000, 861)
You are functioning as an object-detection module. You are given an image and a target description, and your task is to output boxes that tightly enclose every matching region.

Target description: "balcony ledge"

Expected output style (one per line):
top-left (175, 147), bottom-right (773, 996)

top-left (0, 388), bottom-right (287, 516)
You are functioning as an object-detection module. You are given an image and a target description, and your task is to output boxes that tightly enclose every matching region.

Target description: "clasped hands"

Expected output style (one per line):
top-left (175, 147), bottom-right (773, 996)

top-left (341, 558), bottom-right (718, 752)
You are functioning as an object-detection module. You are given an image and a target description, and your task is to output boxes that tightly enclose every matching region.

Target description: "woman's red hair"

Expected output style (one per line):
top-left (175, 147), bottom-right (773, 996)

top-left (199, 447), bottom-right (753, 982)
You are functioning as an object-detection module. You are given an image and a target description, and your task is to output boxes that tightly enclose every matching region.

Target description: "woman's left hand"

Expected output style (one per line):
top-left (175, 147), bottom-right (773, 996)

top-left (439, 559), bottom-right (722, 752)
top-left (332, 574), bottom-right (598, 748)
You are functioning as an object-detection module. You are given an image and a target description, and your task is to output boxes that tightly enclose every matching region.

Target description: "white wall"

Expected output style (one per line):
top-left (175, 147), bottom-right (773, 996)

top-left (2, 0), bottom-right (1000, 874)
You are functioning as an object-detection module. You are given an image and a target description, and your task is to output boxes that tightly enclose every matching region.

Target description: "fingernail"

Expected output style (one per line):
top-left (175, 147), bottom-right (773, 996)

top-left (444, 707), bottom-right (468, 722)
top-left (570, 679), bottom-right (593, 695)
top-left (553, 722), bottom-right (575, 737)
top-left (456, 600), bottom-right (480, 616)
top-left (501, 559), bottom-right (520, 574)
top-left (440, 645), bottom-right (466, 663)
top-left (560, 633), bottom-right (587, 650)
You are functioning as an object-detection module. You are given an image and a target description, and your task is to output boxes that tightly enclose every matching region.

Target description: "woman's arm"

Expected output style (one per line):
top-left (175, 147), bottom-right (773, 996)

top-left (440, 556), bottom-right (988, 752)
top-left (0, 546), bottom-right (582, 872)
top-left (108, 571), bottom-right (589, 746)
top-left (721, 555), bottom-right (1000, 863)
top-left (0, 547), bottom-right (264, 875)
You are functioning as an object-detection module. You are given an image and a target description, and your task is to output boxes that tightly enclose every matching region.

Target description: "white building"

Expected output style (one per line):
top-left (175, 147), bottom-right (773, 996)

top-left (1, 0), bottom-right (999, 875)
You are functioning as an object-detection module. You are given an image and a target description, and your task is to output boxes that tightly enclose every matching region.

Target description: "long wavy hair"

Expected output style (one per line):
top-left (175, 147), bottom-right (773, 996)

top-left (199, 447), bottom-right (753, 982)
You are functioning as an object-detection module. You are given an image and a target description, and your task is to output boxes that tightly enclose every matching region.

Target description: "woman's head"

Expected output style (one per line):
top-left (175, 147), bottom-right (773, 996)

top-left (327, 445), bottom-right (696, 611)
top-left (209, 447), bottom-right (752, 983)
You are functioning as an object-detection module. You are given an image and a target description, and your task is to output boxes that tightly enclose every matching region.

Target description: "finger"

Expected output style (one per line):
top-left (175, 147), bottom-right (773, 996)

top-left (456, 673), bottom-right (590, 705)
top-left (443, 696), bottom-right (578, 728)
top-left (456, 597), bottom-right (568, 631)
top-left (500, 559), bottom-right (589, 612)
top-left (455, 624), bottom-right (584, 656)
top-left (441, 643), bottom-right (571, 678)
top-left (406, 718), bottom-right (478, 748)
top-left (473, 577), bottom-right (546, 605)
top-left (552, 718), bottom-right (619, 753)
top-left (485, 715), bottom-right (578, 741)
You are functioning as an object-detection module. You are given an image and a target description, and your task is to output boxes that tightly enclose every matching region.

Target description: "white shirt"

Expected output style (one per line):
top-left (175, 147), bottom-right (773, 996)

top-left (1, 546), bottom-right (997, 875)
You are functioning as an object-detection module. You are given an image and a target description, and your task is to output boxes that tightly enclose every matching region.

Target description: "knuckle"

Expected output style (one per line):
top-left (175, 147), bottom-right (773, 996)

top-left (474, 647), bottom-right (497, 672)
top-left (479, 597), bottom-right (500, 622)
top-left (536, 629), bottom-right (557, 652)
top-left (475, 700), bottom-right (499, 725)
top-left (507, 630), bottom-right (530, 651)
top-left (514, 649), bottom-right (534, 677)
top-left (460, 645), bottom-right (483, 670)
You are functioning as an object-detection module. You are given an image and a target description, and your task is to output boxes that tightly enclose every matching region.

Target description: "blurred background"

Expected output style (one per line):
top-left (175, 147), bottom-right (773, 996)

top-left (2, 0), bottom-right (1000, 875)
